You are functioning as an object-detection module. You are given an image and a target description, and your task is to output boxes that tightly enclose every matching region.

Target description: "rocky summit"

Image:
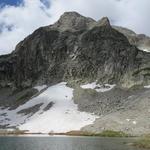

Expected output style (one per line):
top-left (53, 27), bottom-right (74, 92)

top-left (0, 11), bottom-right (150, 89)
top-left (0, 12), bottom-right (150, 135)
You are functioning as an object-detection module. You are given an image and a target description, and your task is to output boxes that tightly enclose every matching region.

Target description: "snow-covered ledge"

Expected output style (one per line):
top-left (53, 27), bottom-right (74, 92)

top-left (144, 85), bottom-right (150, 88)
top-left (80, 82), bottom-right (116, 92)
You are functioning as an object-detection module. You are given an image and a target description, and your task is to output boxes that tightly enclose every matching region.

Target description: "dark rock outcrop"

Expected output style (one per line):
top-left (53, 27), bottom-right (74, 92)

top-left (0, 54), bottom-right (16, 88)
top-left (0, 12), bottom-right (150, 89)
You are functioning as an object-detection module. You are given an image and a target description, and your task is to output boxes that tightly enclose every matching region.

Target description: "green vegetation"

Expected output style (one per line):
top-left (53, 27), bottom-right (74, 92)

top-left (49, 130), bottom-right (130, 137)
top-left (65, 130), bottom-right (97, 136)
top-left (97, 130), bottom-right (129, 137)
top-left (133, 135), bottom-right (150, 149)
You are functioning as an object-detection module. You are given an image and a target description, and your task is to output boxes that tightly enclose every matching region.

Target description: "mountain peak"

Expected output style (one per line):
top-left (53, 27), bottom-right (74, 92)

top-left (97, 17), bottom-right (110, 27)
top-left (60, 11), bottom-right (83, 18)
top-left (51, 12), bottom-right (111, 31)
top-left (52, 11), bottom-right (96, 31)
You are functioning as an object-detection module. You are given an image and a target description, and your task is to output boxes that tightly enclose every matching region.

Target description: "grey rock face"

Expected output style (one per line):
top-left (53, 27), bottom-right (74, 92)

top-left (73, 84), bottom-right (148, 116)
top-left (113, 26), bottom-right (150, 52)
top-left (0, 12), bottom-right (150, 89)
top-left (97, 17), bottom-right (111, 27)
top-left (0, 54), bottom-right (16, 88)
top-left (51, 11), bottom-right (96, 31)
top-left (82, 88), bottom-right (150, 136)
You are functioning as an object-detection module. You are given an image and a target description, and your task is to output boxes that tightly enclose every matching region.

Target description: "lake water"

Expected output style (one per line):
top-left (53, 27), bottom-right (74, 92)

top-left (0, 136), bottom-right (144, 150)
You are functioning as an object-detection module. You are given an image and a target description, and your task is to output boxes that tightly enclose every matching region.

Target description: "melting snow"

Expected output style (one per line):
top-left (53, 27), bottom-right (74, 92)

top-left (80, 82), bottom-right (116, 92)
top-left (138, 47), bottom-right (150, 53)
top-left (133, 121), bottom-right (137, 125)
top-left (126, 119), bottom-right (130, 122)
top-left (0, 82), bottom-right (98, 133)
top-left (80, 82), bottom-right (97, 89)
top-left (144, 85), bottom-right (150, 88)
top-left (34, 85), bottom-right (47, 92)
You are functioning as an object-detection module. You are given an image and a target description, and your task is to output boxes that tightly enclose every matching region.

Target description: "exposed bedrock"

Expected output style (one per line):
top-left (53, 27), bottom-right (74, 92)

top-left (0, 12), bottom-right (150, 90)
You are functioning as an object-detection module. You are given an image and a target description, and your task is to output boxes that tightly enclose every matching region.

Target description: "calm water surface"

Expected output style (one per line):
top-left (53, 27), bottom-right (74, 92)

top-left (0, 136), bottom-right (144, 150)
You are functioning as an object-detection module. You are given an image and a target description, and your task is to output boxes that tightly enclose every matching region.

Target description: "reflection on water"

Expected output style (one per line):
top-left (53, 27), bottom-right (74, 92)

top-left (0, 136), bottom-right (144, 150)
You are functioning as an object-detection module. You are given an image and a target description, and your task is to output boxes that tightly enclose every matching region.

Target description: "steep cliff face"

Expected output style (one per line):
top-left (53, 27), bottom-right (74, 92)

top-left (0, 12), bottom-right (150, 135)
top-left (0, 54), bottom-right (16, 88)
top-left (0, 12), bottom-right (150, 89)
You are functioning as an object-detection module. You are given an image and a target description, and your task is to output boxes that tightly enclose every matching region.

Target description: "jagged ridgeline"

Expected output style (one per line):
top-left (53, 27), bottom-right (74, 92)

top-left (0, 12), bottom-right (150, 89)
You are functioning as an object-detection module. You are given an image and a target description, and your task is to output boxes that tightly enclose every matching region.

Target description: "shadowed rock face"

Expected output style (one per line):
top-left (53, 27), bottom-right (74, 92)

top-left (0, 54), bottom-right (17, 88)
top-left (0, 12), bottom-right (150, 89)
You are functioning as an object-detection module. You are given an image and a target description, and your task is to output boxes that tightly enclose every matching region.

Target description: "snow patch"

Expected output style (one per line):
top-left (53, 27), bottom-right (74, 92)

top-left (0, 82), bottom-right (98, 133)
top-left (34, 85), bottom-right (47, 92)
top-left (138, 47), bottom-right (150, 53)
top-left (133, 121), bottom-right (137, 125)
top-left (126, 119), bottom-right (130, 122)
top-left (80, 82), bottom-right (97, 89)
top-left (80, 82), bottom-right (116, 92)
top-left (128, 95), bottom-right (134, 99)
top-left (144, 85), bottom-right (150, 88)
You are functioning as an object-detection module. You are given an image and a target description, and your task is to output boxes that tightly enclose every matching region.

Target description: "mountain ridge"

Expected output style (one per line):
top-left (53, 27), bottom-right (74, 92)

top-left (0, 12), bottom-right (150, 135)
top-left (0, 11), bottom-right (150, 90)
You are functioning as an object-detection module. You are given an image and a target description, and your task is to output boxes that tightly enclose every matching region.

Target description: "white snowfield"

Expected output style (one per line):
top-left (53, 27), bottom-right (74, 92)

top-left (34, 85), bottom-right (47, 92)
top-left (144, 85), bottom-right (150, 88)
top-left (80, 82), bottom-right (116, 92)
top-left (0, 82), bottom-right (98, 133)
top-left (139, 47), bottom-right (150, 53)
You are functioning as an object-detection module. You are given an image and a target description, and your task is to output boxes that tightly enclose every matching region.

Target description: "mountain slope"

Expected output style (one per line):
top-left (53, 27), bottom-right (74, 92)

top-left (82, 87), bottom-right (150, 136)
top-left (0, 12), bottom-right (150, 135)
top-left (0, 12), bottom-right (150, 89)
top-left (0, 82), bottom-right (97, 133)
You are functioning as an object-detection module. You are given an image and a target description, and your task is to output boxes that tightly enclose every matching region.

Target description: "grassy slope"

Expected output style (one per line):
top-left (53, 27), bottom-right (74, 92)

top-left (133, 135), bottom-right (150, 149)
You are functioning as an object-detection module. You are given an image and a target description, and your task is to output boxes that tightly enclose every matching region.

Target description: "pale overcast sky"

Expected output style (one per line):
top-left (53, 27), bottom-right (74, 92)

top-left (0, 0), bottom-right (150, 54)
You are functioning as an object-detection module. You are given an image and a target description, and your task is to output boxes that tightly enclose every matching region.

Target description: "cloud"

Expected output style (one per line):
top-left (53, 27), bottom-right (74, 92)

top-left (0, 0), bottom-right (150, 54)
top-left (0, 0), bottom-right (52, 54)
top-left (117, 0), bottom-right (150, 35)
